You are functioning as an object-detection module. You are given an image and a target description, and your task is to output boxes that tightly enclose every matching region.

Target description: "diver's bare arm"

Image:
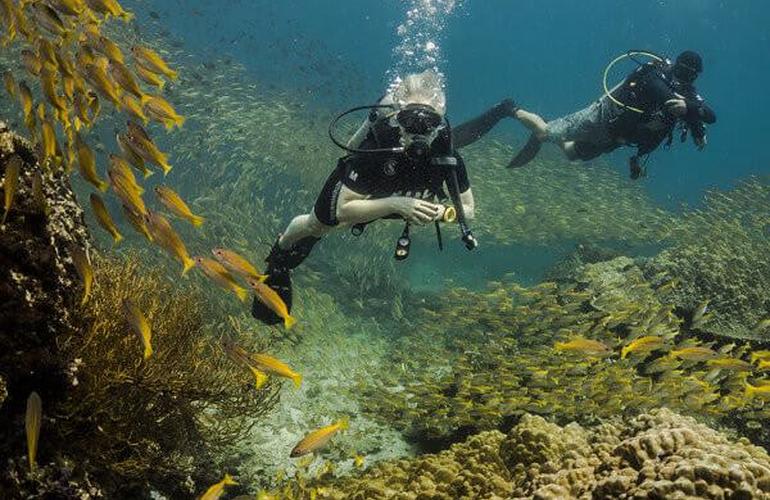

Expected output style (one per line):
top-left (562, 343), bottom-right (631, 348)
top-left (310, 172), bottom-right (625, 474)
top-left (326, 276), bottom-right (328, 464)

top-left (336, 185), bottom-right (440, 225)
top-left (459, 188), bottom-right (475, 220)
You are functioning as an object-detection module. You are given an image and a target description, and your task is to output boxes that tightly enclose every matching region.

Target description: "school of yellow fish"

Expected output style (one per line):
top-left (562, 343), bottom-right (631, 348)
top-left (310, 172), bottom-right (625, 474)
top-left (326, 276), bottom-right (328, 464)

top-left (1, 1), bottom-right (348, 494)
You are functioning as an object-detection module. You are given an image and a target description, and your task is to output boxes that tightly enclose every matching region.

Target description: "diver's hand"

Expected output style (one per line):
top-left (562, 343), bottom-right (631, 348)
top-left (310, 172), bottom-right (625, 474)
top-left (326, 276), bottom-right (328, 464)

top-left (665, 98), bottom-right (687, 117)
top-left (694, 134), bottom-right (707, 150)
top-left (392, 197), bottom-right (442, 225)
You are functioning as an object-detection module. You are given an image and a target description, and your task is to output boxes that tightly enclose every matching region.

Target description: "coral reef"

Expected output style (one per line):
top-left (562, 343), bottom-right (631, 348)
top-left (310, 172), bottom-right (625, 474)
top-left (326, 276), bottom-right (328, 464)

top-left (0, 121), bottom-right (89, 481)
top-left (288, 408), bottom-right (770, 499)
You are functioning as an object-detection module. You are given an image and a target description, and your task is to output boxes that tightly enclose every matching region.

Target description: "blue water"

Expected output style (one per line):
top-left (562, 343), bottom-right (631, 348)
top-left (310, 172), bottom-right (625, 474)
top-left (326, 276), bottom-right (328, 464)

top-left (150, 0), bottom-right (770, 208)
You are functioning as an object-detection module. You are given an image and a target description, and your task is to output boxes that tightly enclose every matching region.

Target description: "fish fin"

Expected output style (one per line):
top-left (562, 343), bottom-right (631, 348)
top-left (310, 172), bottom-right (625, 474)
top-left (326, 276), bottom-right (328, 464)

top-left (182, 257), bottom-right (196, 275)
top-left (235, 286), bottom-right (248, 303)
top-left (191, 214), bottom-right (204, 227)
top-left (250, 367), bottom-right (268, 389)
top-left (291, 373), bottom-right (302, 389)
top-left (284, 314), bottom-right (297, 330)
top-left (163, 120), bottom-right (174, 131)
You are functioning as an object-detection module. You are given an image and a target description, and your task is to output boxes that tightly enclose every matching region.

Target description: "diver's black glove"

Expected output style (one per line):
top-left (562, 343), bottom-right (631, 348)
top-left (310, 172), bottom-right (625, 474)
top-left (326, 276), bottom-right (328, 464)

top-left (629, 155), bottom-right (644, 180)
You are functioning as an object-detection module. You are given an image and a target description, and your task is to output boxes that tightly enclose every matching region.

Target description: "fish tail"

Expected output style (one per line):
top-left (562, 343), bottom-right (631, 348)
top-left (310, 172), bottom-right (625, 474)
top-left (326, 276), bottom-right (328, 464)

top-left (553, 342), bottom-right (565, 351)
top-left (182, 256), bottom-right (196, 275)
top-left (284, 314), bottom-right (297, 330)
top-left (223, 473), bottom-right (238, 486)
top-left (163, 120), bottom-right (174, 131)
top-left (113, 232), bottom-right (124, 243)
top-left (745, 384), bottom-right (755, 399)
top-left (142, 167), bottom-right (154, 179)
top-left (256, 274), bottom-right (269, 283)
top-left (143, 344), bottom-right (153, 359)
top-left (338, 416), bottom-right (350, 430)
top-left (174, 114), bottom-right (185, 128)
top-left (190, 214), bottom-right (204, 227)
top-left (620, 347), bottom-right (629, 360)
top-left (97, 179), bottom-right (109, 192)
top-left (140, 94), bottom-right (151, 107)
top-left (157, 79), bottom-right (166, 91)
top-left (120, 11), bottom-right (135, 22)
top-left (235, 286), bottom-right (248, 303)
top-left (291, 372), bottom-right (302, 389)
top-left (167, 69), bottom-right (178, 80)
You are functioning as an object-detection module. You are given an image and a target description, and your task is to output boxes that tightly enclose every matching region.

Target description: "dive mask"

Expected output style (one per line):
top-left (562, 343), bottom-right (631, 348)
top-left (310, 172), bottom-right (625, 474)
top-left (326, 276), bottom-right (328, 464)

top-left (397, 104), bottom-right (443, 160)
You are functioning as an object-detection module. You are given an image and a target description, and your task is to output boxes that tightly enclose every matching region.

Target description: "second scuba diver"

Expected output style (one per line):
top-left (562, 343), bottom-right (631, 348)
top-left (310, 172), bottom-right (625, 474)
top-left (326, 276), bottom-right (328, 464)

top-left (252, 70), bottom-right (477, 326)
top-left (451, 50), bottom-right (717, 179)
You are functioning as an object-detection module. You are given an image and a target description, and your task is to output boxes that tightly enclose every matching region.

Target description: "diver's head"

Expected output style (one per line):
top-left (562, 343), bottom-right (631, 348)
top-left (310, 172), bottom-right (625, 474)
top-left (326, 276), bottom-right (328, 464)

top-left (391, 70), bottom-right (447, 160)
top-left (673, 50), bottom-right (702, 84)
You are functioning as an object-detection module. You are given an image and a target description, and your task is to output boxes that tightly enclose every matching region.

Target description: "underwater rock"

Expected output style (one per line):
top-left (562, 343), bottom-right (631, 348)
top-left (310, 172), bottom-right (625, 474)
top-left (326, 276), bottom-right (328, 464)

top-left (0, 121), bottom-right (89, 476)
top-left (307, 408), bottom-right (770, 499)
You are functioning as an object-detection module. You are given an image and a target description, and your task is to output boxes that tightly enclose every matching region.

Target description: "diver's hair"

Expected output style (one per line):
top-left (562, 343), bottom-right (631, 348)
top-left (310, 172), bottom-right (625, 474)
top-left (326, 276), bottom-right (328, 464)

top-left (391, 69), bottom-right (447, 116)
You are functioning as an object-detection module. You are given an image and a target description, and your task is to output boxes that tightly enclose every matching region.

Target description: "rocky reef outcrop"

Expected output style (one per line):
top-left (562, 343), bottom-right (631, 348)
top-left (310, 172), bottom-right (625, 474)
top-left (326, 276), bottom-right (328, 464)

top-left (0, 121), bottom-right (89, 477)
top-left (305, 408), bottom-right (770, 499)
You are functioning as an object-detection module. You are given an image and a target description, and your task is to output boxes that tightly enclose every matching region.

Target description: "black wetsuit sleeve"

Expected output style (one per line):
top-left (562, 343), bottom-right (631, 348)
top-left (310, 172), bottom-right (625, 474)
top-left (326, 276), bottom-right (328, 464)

top-left (454, 153), bottom-right (471, 192)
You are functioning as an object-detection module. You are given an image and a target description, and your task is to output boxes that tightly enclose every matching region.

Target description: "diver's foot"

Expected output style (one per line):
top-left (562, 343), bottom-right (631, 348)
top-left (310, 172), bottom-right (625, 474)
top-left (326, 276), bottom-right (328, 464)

top-left (508, 132), bottom-right (542, 168)
top-left (251, 267), bottom-right (293, 326)
top-left (498, 98), bottom-right (520, 118)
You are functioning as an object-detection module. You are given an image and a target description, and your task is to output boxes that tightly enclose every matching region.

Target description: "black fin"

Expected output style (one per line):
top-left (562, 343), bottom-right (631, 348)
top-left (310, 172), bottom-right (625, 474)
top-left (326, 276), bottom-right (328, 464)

top-left (508, 132), bottom-right (542, 168)
top-left (251, 268), bottom-right (292, 326)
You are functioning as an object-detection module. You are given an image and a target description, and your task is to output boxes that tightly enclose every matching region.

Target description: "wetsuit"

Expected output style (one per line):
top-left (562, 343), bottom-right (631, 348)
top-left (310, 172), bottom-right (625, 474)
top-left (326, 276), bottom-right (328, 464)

top-left (313, 118), bottom-right (470, 227)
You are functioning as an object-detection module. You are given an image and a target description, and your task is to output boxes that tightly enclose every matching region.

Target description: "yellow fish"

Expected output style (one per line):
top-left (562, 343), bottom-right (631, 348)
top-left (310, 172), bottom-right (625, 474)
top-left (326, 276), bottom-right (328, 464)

top-left (154, 185), bottom-right (204, 227)
top-left (132, 45), bottom-right (177, 80)
top-left (706, 357), bottom-right (753, 372)
top-left (39, 112), bottom-right (59, 163)
top-left (122, 298), bottom-right (152, 359)
top-left (124, 121), bottom-right (171, 174)
top-left (2, 154), bottom-right (21, 225)
top-left (142, 94), bottom-right (185, 130)
top-left (18, 81), bottom-right (35, 131)
top-left (21, 49), bottom-right (42, 77)
top-left (247, 277), bottom-right (297, 329)
top-left (194, 256), bottom-right (249, 302)
top-left (84, 0), bottom-right (133, 21)
top-left (249, 353), bottom-right (302, 388)
top-left (108, 169), bottom-right (146, 216)
top-left (108, 154), bottom-right (143, 194)
top-left (115, 133), bottom-right (152, 179)
top-left (745, 382), bottom-right (770, 399)
top-left (757, 360), bottom-right (770, 371)
top-left (109, 60), bottom-right (143, 98)
top-left (25, 391), bottom-right (42, 472)
top-left (554, 337), bottom-right (612, 357)
top-left (69, 243), bottom-right (93, 305)
top-left (84, 30), bottom-right (125, 64)
top-left (133, 62), bottom-right (165, 90)
top-left (750, 350), bottom-right (770, 364)
top-left (199, 473), bottom-right (237, 500)
top-left (145, 210), bottom-right (195, 274)
top-left (75, 132), bottom-right (108, 191)
top-left (290, 418), bottom-right (349, 457)
top-left (90, 193), bottom-right (122, 243)
top-left (31, 2), bottom-right (65, 38)
top-left (620, 336), bottom-right (665, 360)
top-left (3, 70), bottom-right (16, 97)
top-left (669, 346), bottom-right (718, 362)
top-left (212, 248), bottom-right (267, 281)
top-left (221, 340), bottom-right (270, 389)
top-left (47, 0), bottom-right (85, 17)
top-left (121, 93), bottom-right (148, 124)
top-left (83, 62), bottom-right (121, 107)
top-left (121, 204), bottom-right (152, 241)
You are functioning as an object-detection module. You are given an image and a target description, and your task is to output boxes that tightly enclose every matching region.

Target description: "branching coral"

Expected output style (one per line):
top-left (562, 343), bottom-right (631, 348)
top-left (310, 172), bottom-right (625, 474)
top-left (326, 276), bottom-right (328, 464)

top-left (54, 252), bottom-right (279, 495)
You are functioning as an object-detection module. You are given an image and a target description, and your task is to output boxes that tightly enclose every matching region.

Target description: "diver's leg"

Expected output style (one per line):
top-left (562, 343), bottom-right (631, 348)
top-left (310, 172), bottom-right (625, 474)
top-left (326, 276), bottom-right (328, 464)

top-left (452, 99), bottom-right (518, 149)
top-left (278, 213), bottom-right (332, 249)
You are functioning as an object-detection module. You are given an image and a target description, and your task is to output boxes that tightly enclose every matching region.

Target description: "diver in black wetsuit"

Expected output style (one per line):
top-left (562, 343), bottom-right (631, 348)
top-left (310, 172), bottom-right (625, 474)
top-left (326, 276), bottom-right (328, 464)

top-left (451, 51), bottom-right (717, 179)
top-left (252, 70), bottom-right (476, 326)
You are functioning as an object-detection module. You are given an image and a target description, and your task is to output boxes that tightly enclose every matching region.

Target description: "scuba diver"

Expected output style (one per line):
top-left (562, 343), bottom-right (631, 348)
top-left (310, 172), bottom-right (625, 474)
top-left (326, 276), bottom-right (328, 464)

top-left (252, 70), bottom-right (477, 326)
top-left (451, 50), bottom-right (717, 179)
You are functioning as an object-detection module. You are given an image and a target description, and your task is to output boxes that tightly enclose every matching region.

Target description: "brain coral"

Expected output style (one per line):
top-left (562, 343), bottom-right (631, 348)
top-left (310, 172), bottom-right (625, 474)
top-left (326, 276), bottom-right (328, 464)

top-left (305, 408), bottom-right (770, 500)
